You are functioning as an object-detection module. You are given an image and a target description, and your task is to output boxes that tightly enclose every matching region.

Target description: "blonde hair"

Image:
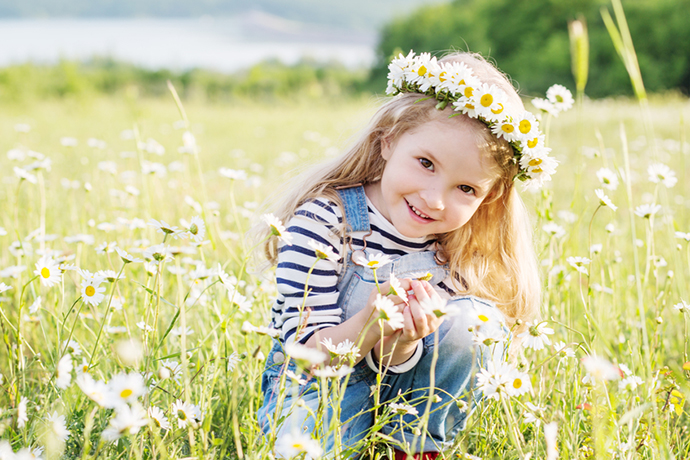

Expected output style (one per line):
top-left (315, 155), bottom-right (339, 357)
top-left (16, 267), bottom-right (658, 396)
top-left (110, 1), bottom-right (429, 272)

top-left (260, 52), bottom-right (540, 336)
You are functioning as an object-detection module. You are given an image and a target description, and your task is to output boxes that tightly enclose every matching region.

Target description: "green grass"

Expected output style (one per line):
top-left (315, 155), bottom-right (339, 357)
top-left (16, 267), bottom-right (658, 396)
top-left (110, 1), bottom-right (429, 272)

top-left (0, 92), bottom-right (689, 459)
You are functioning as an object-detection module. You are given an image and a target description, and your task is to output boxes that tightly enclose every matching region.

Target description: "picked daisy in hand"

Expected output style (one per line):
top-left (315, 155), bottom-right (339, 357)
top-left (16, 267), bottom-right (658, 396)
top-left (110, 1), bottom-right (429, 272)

top-left (307, 239), bottom-right (339, 263)
top-left (34, 256), bottom-right (61, 287)
top-left (387, 273), bottom-right (408, 303)
top-left (374, 294), bottom-right (404, 330)
top-left (419, 295), bottom-right (452, 318)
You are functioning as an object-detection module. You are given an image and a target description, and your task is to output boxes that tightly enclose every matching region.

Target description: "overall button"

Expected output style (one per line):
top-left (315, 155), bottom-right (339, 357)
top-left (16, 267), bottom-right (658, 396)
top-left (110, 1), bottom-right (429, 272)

top-left (273, 351), bottom-right (285, 364)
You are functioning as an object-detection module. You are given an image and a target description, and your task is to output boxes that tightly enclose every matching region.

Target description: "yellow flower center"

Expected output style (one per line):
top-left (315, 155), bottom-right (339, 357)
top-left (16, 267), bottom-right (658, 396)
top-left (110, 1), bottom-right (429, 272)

top-left (458, 79), bottom-right (465, 85)
top-left (41, 267), bottom-right (50, 278)
top-left (178, 410), bottom-right (187, 420)
top-left (189, 223), bottom-right (198, 235)
top-left (491, 103), bottom-right (504, 115)
top-left (480, 94), bottom-right (493, 107)
top-left (465, 103), bottom-right (475, 110)
top-left (532, 167), bottom-right (543, 173)
top-left (478, 314), bottom-right (489, 322)
top-left (417, 65), bottom-right (427, 77)
top-left (464, 86), bottom-right (474, 98)
top-left (556, 95), bottom-right (564, 103)
top-left (85, 285), bottom-right (96, 297)
top-left (120, 388), bottom-right (133, 398)
top-left (519, 120), bottom-right (532, 134)
top-left (513, 378), bottom-right (523, 389)
top-left (439, 71), bottom-right (447, 82)
top-left (529, 158), bottom-right (543, 167)
top-left (367, 261), bottom-right (378, 267)
top-left (527, 137), bottom-right (539, 148)
top-left (501, 124), bottom-right (515, 134)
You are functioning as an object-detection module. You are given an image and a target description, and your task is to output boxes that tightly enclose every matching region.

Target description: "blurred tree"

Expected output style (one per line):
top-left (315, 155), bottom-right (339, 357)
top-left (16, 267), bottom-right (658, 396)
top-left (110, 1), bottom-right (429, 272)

top-left (371, 0), bottom-right (690, 97)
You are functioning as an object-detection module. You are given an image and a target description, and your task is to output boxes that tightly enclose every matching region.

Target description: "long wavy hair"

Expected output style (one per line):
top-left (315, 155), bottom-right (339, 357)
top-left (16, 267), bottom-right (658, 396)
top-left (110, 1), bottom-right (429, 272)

top-left (258, 52), bottom-right (541, 338)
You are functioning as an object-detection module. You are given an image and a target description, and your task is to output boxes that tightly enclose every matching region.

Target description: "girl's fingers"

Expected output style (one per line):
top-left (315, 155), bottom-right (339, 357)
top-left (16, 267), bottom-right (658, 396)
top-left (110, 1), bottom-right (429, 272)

top-left (402, 305), bottom-right (416, 336)
top-left (408, 301), bottom-right (429, 336)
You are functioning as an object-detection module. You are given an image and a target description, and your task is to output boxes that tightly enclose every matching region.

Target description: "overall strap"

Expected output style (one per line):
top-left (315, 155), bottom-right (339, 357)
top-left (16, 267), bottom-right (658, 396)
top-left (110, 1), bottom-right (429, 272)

top-left (336, 185), bottom-right (370, 233)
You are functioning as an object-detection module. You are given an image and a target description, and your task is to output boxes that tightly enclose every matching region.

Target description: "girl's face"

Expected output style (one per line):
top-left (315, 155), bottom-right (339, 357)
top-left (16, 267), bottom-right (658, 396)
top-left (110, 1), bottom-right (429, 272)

top-left (366, 117), bottom-right (497, 239)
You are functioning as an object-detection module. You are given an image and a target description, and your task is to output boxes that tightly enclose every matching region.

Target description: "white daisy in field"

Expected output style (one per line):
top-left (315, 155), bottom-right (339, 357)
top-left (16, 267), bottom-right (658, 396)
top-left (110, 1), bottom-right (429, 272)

top-left (240, 321), bottom-right (281, 338)
top-left (590, 243), bottom-right (603, 255)
top-left (17, 396), bottom-right (28, 428)
top-left (506, 368), bottom-right (532, 397)
top-left (523, 402), bottom-right (545, 426)
top-left (185, 215), bottom-right (206, 243)
top-left (673, 301), bottom-right (688, 313)
top-left (0, 283), bottom-right (12, 294)
top-left (307, 239), bottom-right (339, 263)
top-left (285, 342), bottom-right (328, 368)
top-left (228, 290), bottom-right (253, 313)
top-left (170, 326), bottom-right (194, 337)
top-left (320, 338), bottom-right (360, 358)
top-left (262, 213), bottom-right (293, 246)
top-left (158, 359), bottom-right (182, 382)
top-left (518, 321), bottom-right (554, 350)
top-left (542, 222), bottom-right (565, 238)
top-left (143, 244), bottom-right (173, 263)
top-left (531, 97), bottom-right (558, 117)
top-left (389, 402), bottom-right (419, 416)
top-left (81, 277), bottom-right (106, 307)
top-left (472, 329), bottom-right (508, 347)
top-left (676, 232), bottom-right (690, 243)
top-left (108, 372), bottom-right (147, 406)
top-left (136, 321), bottom-right (154, 332)
top-left (115, 247), bottom-right (143, 264)
top-left (101, 404), bottom-right (149, 441)
top-left (596, 167), bottom-right (619, 190)
top-left (46, 411), bottom-right (69, 441)
top-left (172, 399), bottom-right (202, 429)
top-left (387, 273), bottom-right (408, 303)
top-left (285, 369), bottom-right (308, 385)
top-left (14, 166), bottom-right (37, 184)
top-left (619, 375), bottom-right (643, 391)
top-left (647, 163), bottom-right (677, 188)
top-left (553, 341), bottom-right (576, 358)
top-left (594, 189), bottom-right (617, 211)
top-left (566, 256), bottom-right (591, 275)
top-left (313, 365), bottom-right (353, 379)
top-left (96, 270), bottom-right (125, 283)
top-left (226, 352), bottom-right (241, 372)
top-left (634, 203), bottom-right (661, 219)
top-left (56, 353), bottom-right (73, 390)
top-left (275, 431), bottom-right (323, 459)
top-left (476, 359), bottom-right (513, 400)
top-left (148, 406), bottom-right (171, 430)
top-left (352, 252), bottom-right (393, 269)
top-left (219, 168), bottom-right (247, 180)
top-left (76, 374), bottom-right (112, 407)
top-left (34, 256), bottom-right (61, 287)
top-left (28, 296), bottom-right (41, 313)
top-left (148, 219), bottom-right (180, 238)
top-left (374, 294), bottom-right (404, 330)
top-left (546, 84), bottom-right (574, 112)
top-left (581, 355), bottom-right (621, 382)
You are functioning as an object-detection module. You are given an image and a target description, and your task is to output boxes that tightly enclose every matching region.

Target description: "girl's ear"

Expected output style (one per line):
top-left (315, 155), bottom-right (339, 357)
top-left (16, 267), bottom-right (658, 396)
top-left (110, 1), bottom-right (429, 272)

top-left (380, 133), bottom-right (394, 161)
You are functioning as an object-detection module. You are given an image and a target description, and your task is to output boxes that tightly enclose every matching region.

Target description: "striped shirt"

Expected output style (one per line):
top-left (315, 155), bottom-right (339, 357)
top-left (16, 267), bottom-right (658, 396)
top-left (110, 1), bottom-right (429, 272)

top-left (270, 195), bottom-right (439, 345)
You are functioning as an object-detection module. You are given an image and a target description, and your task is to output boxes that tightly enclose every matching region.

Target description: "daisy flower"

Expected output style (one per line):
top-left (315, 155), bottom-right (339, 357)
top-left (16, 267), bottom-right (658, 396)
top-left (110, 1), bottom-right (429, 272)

top-left (226, 352), bottom-right (241, 372)
top-left (143, 244), bottom-right (173, 263)
top-left (673, 301), bottom-right (688, 313)
top-left (262, 213), bottom-right (293, 246)
top-left (518, 321), bottom-right (554, 350)
top-left (506, 368), bottom-right (532, 397)
top-left (240, 321), bottom-right (281, 338)
top-left (148, 218), bottom-right (180, 238)
top-left (553, 341), bottom-right (576, 358)
top-left (566, 256), bottom-right (591, 275)
top-left (634, 203), bottom-right (661, 219)
top-left (419, 295), bottom-right (452, 318)
top-left (0, 283), bottom-right (12, 294)
top-left (676, 232), bottom-right (690, 243)
top-left (320, 338), bottom-right (360, 358)
top-left (115, 247), bottom-right (143, 264)
top-left (81, 277), bottom-right (106, 307)
top-left (34, 256), bottom-right (61, 287)
top-left (172, 399), bottom-right (203, 429)
top-left (148, 406), bottom-right (171, 430)
top-left (596, 167), bottom-right (619, 190)
top-left (56, 353), bottom-right (73, 390)
top-left (101, 404), bottom-right (149, 441)
top-left (14, 166), bottom-right (37, 184)
top-left (542, 222), bottom-right (565, 238)
top-left (474, 83), bottom-right (508, 121)
top-left (581, 355), bottom-right (621, 382)
top-left (352, 251), bottom-right (393, 269)
top-left (108, 372), bottom-right (147, 406)
top-left (313, 365), bottom-right (353, 379)
top-left (274, 431), bottom-right (323, 459)
top-left (186, 215), bottom-right (206, 243)
top-left (374, 294), bottom-right (404, 330)
top-left (285, 342), bottom-right (327, 368)
top-left (523, 402), bottom-right (545, 426)
top-left (387, 273), bottom-right (409, 303)
top-left (546, 84), bottom-right (574, 112)
top-left (389, 402), bottom-right (419, 416)
top-left (476, 359), bottom-right (513, 400)
top-left (619, 375), bottom-right (643, 391)
top-left (491, 117), bottom-right (520, 143)
top-left (285, 369), bottom-right (308, 385)
top-left (531, 97), bottom-right (558, 117)
top-left (219, 168), bottom-right (247, 180)
top-left (647, 163), bottom-right (677, 188)
top-left (17, 396), bottom-right (28, 428)
top-left (307, 239), bottom-right (339, 263)
top-left (46, 411), bottom-right (70, 441)
top-left (96, 270), bottom-right (125, 283)
top-left (515, 111), bottom-right (540, 141)
top-left (594, 189), bottom-right (617, 211)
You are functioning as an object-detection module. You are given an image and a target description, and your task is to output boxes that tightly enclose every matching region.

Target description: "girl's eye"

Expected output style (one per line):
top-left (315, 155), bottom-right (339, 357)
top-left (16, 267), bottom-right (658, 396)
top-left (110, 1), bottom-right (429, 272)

top-left (459, 184), bottom-right (475, 195)
top-left (419, 158), bottom-right (434, 171)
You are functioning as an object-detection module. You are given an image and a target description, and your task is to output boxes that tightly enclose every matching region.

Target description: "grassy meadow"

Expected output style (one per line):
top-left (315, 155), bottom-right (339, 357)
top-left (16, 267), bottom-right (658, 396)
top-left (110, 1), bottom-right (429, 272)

top-left (0, 90), bottom-right (689, 459)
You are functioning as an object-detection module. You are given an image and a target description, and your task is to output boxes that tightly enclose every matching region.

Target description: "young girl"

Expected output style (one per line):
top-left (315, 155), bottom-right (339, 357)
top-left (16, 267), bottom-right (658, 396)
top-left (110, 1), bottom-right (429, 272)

top-left (256, 51), bottom-right (552, 459)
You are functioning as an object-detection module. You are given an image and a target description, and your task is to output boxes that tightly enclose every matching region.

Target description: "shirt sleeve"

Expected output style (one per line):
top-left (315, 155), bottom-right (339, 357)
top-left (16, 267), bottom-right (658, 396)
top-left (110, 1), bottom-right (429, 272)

top-left (271, 198), bottom-right (345, 345)
top-left (364, 341), bottom-right (424, 374)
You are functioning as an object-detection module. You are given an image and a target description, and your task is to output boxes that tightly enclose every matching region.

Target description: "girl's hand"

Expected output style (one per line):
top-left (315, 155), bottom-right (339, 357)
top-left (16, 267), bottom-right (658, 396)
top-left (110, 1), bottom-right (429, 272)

top-left (398, 279), bottom-right (444, 344)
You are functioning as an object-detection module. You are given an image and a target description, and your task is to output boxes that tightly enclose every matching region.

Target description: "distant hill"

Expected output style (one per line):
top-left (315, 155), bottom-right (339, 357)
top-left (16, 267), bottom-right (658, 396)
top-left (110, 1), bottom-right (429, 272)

top-left (0, 0), bottom-right (448, 31)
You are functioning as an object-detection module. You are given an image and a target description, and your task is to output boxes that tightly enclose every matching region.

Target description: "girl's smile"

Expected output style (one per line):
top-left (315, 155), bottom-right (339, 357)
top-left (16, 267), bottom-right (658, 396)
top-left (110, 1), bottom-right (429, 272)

top-left (366, 117), bottom-right (497, 239)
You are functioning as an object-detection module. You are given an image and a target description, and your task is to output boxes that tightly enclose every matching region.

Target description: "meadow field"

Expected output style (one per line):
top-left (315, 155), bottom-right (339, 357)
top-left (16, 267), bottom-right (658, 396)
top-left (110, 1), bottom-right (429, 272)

top-left (0, 90), bottom-right (689, 459)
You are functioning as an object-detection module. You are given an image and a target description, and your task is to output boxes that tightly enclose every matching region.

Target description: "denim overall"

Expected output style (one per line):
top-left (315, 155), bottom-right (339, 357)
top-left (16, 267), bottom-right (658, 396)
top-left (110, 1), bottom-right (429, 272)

top-left (257, 186), bottom-right (507, 457)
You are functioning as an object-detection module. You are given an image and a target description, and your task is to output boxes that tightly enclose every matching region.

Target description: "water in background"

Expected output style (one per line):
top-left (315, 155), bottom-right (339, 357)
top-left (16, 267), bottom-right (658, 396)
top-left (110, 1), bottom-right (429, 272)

top-left (0, 12), bottom-right (377, 71)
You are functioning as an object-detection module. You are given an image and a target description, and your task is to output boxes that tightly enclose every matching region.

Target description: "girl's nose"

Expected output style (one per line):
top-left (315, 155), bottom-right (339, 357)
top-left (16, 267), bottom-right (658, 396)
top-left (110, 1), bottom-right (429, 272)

top-left (421, 189), bottom-right (444, 211)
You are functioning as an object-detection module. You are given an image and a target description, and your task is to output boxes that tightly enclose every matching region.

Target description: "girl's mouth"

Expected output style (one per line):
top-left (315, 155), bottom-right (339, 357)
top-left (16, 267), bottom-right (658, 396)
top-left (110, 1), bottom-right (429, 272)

top-left (406, 200), bottom-right (433, 221)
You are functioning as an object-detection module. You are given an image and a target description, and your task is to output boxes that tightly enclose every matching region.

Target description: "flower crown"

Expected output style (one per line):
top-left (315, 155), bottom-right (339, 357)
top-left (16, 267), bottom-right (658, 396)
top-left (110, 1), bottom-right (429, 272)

top-left (386, 51), bottom-right (558, 190)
